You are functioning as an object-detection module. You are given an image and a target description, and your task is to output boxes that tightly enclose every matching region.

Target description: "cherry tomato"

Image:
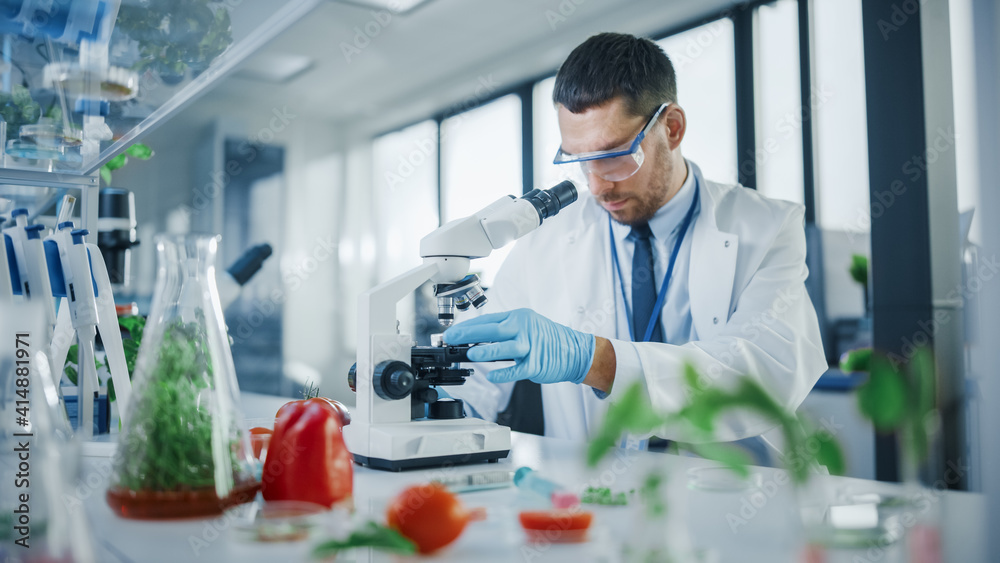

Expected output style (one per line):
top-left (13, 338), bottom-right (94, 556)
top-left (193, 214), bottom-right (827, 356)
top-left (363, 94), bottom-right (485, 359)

top-left (518, 509), bottom-right (593, 543)
top-left (386, 483), bottom-right (483, 554)
top-left (276, 397), bottom-right (351, 428)
top-left (248, 426), bottom-right (273, 459)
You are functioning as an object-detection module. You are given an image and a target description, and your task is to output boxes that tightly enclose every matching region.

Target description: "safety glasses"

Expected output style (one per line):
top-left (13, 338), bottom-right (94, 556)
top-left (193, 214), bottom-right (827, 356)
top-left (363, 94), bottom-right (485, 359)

top-left (553, 103), bottom-right (669, 182)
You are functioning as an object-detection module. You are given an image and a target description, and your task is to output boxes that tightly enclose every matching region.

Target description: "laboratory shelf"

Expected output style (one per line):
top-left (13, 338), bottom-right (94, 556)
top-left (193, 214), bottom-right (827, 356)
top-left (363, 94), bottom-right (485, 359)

top-left (0, 0), bottom-right (322, 177)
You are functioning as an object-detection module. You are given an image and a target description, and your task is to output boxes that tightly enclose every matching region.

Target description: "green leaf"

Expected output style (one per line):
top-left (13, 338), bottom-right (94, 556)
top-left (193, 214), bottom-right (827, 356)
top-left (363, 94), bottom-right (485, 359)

top-left (105, 153), bottom-right (127, 172)
top-left (65, 365), bottom-right (78, 386)
top-left (857, 354), bottom-right (907, 431)
top-left (126, 143), bottom-right (153, 160)
top-left (66, 344), bottom-right (79, 365)
top-left (119, 314), bottom-right (146, 341)
top-left (108, 378), bottom-right (116, 402)
top-left (312, 521), bottom-right (416, 558)
top-left (908, 347), bottom-right (936, 419)
top-left (100, 166), bottom-right (112, 185)
top-left (812, 431), bottom-right (846, 476)
top-left (849, 254), bottom-right (868, 286)
top-left (904, 347), bottom-right (937, 463)
top-left (840, 347), bottom-right (873, 374)
top-left (586, 382), bottom-right (665, 467)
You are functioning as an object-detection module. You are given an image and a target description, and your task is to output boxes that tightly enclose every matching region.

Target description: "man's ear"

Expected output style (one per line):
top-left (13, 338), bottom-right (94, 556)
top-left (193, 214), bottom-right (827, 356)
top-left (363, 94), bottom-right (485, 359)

top-left (662, 104), bottom-right (686, 151)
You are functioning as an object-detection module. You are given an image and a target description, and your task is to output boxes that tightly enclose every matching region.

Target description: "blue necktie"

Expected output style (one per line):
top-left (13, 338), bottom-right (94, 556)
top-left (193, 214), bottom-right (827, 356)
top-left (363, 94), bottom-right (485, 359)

top-left (628, 223), bottom-right (663, 343)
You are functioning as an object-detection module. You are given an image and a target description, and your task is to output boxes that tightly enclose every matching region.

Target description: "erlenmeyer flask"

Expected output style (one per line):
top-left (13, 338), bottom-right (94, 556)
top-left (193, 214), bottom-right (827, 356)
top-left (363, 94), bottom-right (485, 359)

top-left (1, 302), bottom-right (95, 563)
top-left (106, 235), bottom-right (258, 518)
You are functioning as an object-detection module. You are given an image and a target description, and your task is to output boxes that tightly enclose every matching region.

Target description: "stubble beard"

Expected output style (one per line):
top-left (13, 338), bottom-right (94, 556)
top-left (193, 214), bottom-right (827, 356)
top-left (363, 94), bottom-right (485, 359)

top-left (609, 147), bottom-right (677, 227)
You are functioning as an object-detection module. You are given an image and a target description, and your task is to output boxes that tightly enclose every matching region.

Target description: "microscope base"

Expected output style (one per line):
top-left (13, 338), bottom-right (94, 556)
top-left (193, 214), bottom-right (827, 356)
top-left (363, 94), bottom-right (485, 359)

top-left (344, 418), bottom-right (511, 472)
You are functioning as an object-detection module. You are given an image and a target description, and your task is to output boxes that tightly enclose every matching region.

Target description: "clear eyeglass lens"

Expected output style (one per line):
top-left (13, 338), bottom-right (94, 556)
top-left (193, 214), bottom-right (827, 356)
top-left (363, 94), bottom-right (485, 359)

top-left (580, 147), bottom-right (645, 182)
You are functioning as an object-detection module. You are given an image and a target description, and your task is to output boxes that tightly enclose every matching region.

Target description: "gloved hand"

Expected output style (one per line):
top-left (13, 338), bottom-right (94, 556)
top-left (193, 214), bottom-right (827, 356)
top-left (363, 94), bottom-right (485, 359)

top-left (443, 308), bottom-right (596, 385)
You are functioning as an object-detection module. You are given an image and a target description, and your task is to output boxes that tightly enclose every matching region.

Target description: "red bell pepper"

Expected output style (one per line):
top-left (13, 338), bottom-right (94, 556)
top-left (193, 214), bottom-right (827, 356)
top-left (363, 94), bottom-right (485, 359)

top-left (261, 401), bottom-right (353, 508)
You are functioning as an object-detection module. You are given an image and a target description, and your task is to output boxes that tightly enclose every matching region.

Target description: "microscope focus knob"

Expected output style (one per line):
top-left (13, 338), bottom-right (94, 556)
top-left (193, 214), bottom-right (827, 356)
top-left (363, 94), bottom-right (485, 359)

top-left (373, 360), bottom-right (415, 401)
top-left (347, 363), bottom-right (357, 392)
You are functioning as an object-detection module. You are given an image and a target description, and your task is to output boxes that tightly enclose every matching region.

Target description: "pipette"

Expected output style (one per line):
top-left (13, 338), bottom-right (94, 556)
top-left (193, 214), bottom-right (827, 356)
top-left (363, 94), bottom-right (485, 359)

top-left (513, 467), bottom-right (579, 508)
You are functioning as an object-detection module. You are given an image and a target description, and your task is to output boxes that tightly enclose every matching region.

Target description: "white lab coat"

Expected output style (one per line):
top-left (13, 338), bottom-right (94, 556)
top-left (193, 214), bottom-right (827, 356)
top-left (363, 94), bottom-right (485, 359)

top-left (449, 162), bottom-right (826, 444)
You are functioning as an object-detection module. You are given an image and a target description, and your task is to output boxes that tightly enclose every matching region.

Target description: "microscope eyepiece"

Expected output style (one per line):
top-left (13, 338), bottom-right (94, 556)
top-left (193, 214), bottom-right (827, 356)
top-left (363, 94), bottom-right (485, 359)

top-left (522, 180), bottom-right (578, 221)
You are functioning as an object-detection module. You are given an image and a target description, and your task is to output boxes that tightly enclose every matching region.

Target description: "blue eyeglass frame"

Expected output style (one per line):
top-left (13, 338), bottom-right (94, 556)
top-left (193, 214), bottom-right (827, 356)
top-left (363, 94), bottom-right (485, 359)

top-left (552, 102), bottom-right (670, 165)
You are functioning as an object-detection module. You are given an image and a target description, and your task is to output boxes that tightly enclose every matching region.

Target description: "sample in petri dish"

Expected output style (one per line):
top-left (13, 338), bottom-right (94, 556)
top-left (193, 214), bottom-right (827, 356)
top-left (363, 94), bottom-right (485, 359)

top-left (232, 500), bottom-right (327, 543)
top-left (687, 466), bottom-right (764, 492)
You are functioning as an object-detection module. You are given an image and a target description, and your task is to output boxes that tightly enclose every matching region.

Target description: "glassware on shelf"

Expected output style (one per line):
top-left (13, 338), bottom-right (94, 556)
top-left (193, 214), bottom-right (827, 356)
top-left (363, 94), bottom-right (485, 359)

top-left (106, 234), bottom-right (258, 519)
top-left (1, 302), bottom-right (95, 562)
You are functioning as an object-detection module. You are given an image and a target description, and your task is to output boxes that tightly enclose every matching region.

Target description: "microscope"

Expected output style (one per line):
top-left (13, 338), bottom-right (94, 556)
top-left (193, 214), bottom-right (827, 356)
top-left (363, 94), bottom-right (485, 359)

top-left (344, 180), bottom-right (578, 470)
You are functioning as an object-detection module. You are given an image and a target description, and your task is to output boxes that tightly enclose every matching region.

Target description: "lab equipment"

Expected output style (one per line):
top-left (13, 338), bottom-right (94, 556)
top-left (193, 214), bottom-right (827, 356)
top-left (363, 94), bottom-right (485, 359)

top-left (96, 187), bottom-right (139, 291)
top-left (0, 302), bottom-right (96, 563)
top-left (432, 469), bottom-right (514, 493)
top-left (513, 466), bottom-right (580, 508)
top-left (217, 243), bottom-right (274, 310)
top-left (44, 219), bottom-right (133, 434)
top-left (3, 209), bottom-right (58, 334)
top-left (106, 235), bottom-right (257, 518)
top-left (443, 308), bottom-right (596, 385)
top-left (344, 180), bottom-right (578, 471)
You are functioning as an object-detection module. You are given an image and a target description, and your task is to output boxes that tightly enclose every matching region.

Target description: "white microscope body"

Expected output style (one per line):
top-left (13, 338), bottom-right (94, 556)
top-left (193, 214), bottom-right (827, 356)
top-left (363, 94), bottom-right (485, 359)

top-left (344, 181), bottom-right (578, 470)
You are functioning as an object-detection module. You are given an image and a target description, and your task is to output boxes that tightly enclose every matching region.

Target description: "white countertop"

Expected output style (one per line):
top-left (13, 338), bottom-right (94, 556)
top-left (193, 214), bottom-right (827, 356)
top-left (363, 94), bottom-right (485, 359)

top-left (78, 393), bottom-right (985, 563)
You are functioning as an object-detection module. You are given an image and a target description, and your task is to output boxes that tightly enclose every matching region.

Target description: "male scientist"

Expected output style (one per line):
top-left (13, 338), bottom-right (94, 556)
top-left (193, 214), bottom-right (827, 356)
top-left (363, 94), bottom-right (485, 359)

top-left (444, 32), bottom-right (826, 444)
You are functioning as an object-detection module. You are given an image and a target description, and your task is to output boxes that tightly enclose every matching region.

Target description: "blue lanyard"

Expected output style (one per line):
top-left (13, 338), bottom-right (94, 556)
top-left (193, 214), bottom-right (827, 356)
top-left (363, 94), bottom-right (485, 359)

top-left (609, 180), bottom-right (700, 342)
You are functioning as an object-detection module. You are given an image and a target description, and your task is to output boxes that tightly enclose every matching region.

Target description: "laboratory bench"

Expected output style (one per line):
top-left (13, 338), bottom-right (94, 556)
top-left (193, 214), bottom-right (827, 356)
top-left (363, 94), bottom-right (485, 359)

top-left (77, 392), bottom-right (985, 563)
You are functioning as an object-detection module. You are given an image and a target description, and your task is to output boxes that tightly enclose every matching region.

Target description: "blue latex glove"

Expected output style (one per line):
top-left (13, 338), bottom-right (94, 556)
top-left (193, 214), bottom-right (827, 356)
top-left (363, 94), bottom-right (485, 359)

top-left (443, 308), bottom-right (596, 385)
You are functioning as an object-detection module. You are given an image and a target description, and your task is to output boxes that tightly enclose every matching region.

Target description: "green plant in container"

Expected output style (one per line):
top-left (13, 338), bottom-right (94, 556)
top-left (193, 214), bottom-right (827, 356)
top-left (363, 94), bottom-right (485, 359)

top-left (588, 365), bottom-right (845, 561)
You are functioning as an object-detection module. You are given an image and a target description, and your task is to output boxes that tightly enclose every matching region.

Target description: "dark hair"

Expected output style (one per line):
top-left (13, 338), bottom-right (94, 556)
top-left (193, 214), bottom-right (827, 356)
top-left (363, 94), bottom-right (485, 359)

top-left (553, 32), bottom-right (677, 118)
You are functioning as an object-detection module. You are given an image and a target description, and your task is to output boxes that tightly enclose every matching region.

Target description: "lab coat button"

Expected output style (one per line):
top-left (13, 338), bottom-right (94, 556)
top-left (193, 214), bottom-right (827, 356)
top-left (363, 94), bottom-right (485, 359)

top-left (713, 317), bottom-right (719, 324)
top-left (724, 240), bottom-right (730, 248)
top-left (577, 306), bottom-right (585, 314)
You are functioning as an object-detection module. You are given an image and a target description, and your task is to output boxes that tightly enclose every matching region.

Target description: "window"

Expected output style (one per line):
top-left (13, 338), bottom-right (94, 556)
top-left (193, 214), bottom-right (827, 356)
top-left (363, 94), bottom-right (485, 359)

top-left (372, 120), bottom-right (440, 281)
top-left (658, 19), bottom-right (738, 185)
top-left (533, 76), bottom-right (581, 190)
top-left (812, 0), bottom-right (870, 231)
top-left (754, 0), bottom-right (805, 204)
top-left (949, 0), bottom-right (981, 245)
top-left (440, 94), bottom-right (522, 287)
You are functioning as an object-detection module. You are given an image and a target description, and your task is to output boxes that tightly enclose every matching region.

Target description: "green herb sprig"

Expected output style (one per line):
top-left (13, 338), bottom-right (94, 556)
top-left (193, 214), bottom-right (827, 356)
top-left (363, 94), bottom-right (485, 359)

top-left (312, 521), bottom-right (416, 558)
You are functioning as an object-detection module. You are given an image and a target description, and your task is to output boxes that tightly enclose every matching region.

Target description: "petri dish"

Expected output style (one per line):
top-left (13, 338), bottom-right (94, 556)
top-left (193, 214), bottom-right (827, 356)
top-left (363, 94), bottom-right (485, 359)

top-left (42, 62), bottom-right (139, 101)
top-left (232, 500), bottom-right (327, 543)
top-left (19, 122), bottom-right (83, 148)
top-left (686, 466), bottom-right (764, 492)
top-left (6, 139), bottom-right (82, 163)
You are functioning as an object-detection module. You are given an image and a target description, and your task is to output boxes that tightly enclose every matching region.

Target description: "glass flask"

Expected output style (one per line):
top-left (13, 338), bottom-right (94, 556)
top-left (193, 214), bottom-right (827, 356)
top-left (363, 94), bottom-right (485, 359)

top-left (106, 235), bottom-right (258, 518)
top-left (1, 302), bottom-right (95, 562)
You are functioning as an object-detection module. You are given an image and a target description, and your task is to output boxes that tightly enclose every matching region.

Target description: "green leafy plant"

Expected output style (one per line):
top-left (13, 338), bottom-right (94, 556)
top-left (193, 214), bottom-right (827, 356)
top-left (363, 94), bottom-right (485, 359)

top-left (0, 85), bottom-right (42, 134)
top-left (849, 254), bottom-right (870, 313)
top-left (116, 0), bottom-right (233, 80)
top-left (113, 314), bottom-right (240, 491)
top-left (63, 315), bottom-right (145, 402)
top-left (843, 346), bottom-right (937, 469)
top-left (588, 364), bottom-right (845, 485)
top-left (100, 143), bottom-right (153, 185)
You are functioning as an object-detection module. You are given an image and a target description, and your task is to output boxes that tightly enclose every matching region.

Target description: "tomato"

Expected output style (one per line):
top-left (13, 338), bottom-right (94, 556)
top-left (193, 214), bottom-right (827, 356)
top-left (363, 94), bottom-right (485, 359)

top-left (518, 509), bottom-right (593, 543)
top-left (276, 397), bottom-right (350, 428)
top-left (248, 426), bottom-right (273, 459)
top-left (386, 483), bottom-right (483, 554)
